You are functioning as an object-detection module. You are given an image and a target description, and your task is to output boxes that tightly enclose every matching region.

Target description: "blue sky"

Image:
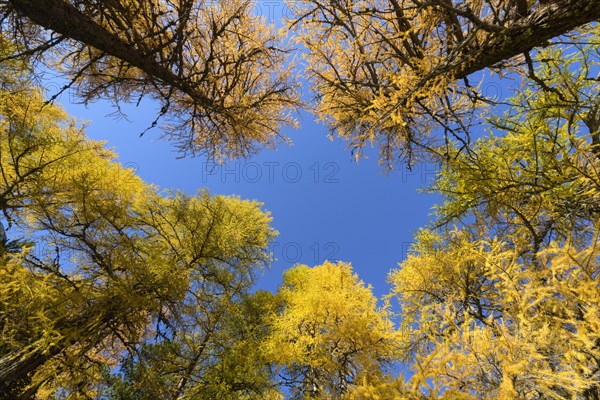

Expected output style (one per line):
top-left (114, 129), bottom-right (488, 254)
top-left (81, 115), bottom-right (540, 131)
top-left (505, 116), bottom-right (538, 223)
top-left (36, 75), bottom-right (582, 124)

top-left (47, 0), bottom-right (444, 299)
top-left (44, 1), bottom-right (517, 300)
top-left (56, 94), bottom-right (439, 298)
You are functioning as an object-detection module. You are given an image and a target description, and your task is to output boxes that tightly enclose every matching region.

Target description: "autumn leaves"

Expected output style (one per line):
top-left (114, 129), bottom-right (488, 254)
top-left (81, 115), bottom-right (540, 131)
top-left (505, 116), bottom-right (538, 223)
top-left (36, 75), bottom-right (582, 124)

top-left (1, 0), bottom-right (600, 398)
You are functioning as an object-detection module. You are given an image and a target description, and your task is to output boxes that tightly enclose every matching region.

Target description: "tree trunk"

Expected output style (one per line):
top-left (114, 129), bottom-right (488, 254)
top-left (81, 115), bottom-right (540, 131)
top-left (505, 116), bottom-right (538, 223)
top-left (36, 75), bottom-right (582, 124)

top-left (0, 346), bottom-right (61, 395)
top-left (7, 0), bottom-right (216, 110)
top-left (454, 0), bottom-right (600, 79)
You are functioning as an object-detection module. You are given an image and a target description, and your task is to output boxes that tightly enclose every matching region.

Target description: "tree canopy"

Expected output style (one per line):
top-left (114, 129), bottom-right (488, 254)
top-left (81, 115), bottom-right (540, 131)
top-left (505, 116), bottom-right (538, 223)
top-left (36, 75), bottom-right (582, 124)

top-left (2, 0), bottom-right (598, 165)
top-left (0, 53), bottom-right (276, 397)
top-left (1, 1), bottom-right (600, 399)
top-left (265, 261), bottom-right (400, 399)
top-left (1, 0), bottom-right (299, 159)
top-left (387, 29), bottom-right (600, 398)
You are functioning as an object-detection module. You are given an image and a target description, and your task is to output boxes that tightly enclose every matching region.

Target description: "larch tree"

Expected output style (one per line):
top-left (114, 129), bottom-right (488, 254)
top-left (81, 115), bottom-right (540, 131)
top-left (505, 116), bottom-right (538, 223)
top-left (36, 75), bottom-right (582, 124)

top-left (390, 231), bottom-right (600, 398)
top-left (265, 261), bottom-right (400, 399)
top-left (4, 1), bottom-right (600, 166)
top-left (0, 49), bottom-right (276, 398)
top-left (2, 1), bottom-right (600, 398)
top-left (101, 290), bottom-right (283, 400)
top-left (287, 0), bottom-right (600, 167)
top-left (388, 28), bottom-right (600, 398)
top-left (1, 0), bottom-right (300, 159)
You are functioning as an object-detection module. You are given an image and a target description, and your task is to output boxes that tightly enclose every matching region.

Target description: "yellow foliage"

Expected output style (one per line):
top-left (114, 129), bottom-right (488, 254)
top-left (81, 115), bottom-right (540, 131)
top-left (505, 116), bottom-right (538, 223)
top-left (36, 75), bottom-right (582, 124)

top-left (0, 55), bottom-right (276, 397)
top-left (266, 261), bottom-right (400, 398)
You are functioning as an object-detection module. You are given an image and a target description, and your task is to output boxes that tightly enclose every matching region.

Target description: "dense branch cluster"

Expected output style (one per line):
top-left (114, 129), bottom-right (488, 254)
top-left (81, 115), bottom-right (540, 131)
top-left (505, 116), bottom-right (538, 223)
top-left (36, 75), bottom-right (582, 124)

top-left (289, 0), bottom-right (600, 165)
top-left (1, 0), bottom-right (299, 159)
top-left (0, 0), bottom-right (599, 399)
top-left (2, 1), bottom-right (599, 165)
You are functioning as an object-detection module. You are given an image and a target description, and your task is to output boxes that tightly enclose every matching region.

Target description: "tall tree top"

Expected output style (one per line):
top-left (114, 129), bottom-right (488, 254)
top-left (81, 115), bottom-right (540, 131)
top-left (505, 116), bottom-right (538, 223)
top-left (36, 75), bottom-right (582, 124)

top-left (289, 0), bottom-right (600, 166)
top-left (2, 0), bottom-right (300, 160)
top-left (2, 1), bottom-right (598, 165)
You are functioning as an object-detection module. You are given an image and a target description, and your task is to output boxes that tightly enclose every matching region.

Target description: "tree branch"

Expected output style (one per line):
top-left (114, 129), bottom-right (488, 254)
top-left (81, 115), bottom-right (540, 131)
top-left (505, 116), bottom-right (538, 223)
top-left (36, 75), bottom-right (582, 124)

top-left (8, 0), bottom-right (217, 112)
